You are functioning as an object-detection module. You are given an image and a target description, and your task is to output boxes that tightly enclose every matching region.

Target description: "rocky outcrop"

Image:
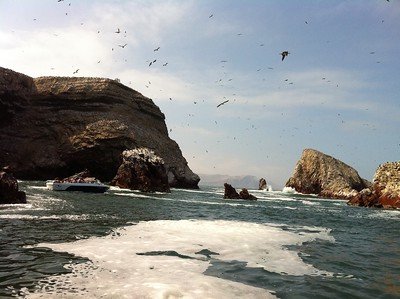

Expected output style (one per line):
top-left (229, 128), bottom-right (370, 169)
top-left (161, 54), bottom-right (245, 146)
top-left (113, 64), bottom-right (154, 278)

top-left (286, 149), bottom-right (370, 199)
top-left (239, 188), bottom-right (257, 200)
top-left (259, 178), bottom-right (267, 190)
top-left (111, 148), bottom-right (170, 193)
top-left (348, 162), bottom-right (400, 209)
top-left (224, 183), bottom-right (257, 200)
top-left (0, 167), bottom-right (26, 204)
top-left (0, 67), bottom-right (199, 188)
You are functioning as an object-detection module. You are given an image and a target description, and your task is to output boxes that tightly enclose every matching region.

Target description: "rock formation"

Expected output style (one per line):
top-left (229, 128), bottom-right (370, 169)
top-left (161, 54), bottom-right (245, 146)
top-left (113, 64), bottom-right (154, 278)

top-left (259, 178), bottom-right (267, 190)
top-left (111, 148), bottom-right (170, 193)
top-left (0, 67), bottom-right (199, 188)
top-left (239, 188), bottom-right (257, 200)
top-left (224, 183), bottom-right (257, 200)
top-left (285, 149), bottom-right (370, 199)
top-left (0, 167), bottom-right (26, 204)
top-left (348, 162), bottom-right (400, 209)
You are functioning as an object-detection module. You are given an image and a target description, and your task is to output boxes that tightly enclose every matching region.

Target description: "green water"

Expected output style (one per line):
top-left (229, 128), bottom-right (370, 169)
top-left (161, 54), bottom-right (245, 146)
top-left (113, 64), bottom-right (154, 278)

top-left (0, 181), bottom-right (399, 298)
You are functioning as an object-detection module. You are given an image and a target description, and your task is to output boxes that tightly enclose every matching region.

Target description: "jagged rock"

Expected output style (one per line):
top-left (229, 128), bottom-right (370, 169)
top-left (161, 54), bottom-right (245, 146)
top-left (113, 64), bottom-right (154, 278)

top-left (286, 149), bottom-right (370, 199)
top-left (224, 183), bottom-right (257, 200)
top-left (259, 178), bottom-right (267, 190)
top-left (223, 183), bottom-right (240, 199)
top-left (0, 67), bottom-right (199, 188)
top-left (111, 148), bottom-right (170, 193)
top-left (0, 167), bottom-right (26, 204)
top-left (348, 162), bottom-right (400, 209)
top-left (239, 188), bottom-right (257, 200)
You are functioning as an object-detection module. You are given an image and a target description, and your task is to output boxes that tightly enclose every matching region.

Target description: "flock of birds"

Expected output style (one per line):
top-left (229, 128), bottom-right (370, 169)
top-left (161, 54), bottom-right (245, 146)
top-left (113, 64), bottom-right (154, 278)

top-left (16, 0), bottom-right (394, 176)
top-left (51, 0), bottom-right (295, 109)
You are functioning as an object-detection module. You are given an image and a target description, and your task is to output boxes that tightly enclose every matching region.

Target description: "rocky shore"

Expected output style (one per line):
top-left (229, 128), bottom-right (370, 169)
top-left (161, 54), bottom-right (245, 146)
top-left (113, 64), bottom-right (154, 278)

top-left (0, 67), bottom-right (199, 189)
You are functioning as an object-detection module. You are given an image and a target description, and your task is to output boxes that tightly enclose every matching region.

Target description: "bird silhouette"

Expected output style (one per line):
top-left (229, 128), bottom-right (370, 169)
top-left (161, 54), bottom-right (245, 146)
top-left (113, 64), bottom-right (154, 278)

top-left (217, 100), bottom-right (229, 108)
top-left (154, 47), bottom-right (160, 51)
top-left (163, 62), bottom-right (168, 66)
top-left (73, 69), bottom-right (79, 74)
top-left (209, 14), bottom-right (213, 18)
top-left (280, 51), bottom-right (289, 61)
top-left (115, 28), bottom-right (120, 34)
top-left (118, 44), bottom-right (127, 48)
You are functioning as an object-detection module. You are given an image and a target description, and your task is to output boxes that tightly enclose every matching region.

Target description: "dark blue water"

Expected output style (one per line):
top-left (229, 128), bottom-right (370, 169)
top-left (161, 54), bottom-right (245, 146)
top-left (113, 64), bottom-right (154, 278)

top-left (0, 181), bottom-right (399, 298)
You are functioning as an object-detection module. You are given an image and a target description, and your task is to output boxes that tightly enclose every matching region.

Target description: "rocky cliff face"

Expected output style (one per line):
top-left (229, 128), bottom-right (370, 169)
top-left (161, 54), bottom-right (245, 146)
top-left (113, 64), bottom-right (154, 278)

top-left (0, 67), bottom-right (199, 188)
top-left (285, 149), bottom-right (370, 199)
top-left (348, 162), bottom-right (400, 209)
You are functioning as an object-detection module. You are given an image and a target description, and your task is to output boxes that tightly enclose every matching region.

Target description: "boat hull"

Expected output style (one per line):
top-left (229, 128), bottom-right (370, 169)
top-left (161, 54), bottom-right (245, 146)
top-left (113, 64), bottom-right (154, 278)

top-left (46, 181), bottom-right (109, 193)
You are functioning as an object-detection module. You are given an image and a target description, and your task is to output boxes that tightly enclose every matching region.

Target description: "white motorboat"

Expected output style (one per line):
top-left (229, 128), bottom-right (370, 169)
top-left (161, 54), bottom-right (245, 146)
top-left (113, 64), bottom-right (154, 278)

top-left (46, 180), bottom-right (109, 193)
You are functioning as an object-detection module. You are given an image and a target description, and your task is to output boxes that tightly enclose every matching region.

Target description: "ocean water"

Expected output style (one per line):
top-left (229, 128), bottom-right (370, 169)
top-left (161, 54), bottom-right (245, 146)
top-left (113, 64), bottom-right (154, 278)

top-left (0, 181), bottom-right (399, 298)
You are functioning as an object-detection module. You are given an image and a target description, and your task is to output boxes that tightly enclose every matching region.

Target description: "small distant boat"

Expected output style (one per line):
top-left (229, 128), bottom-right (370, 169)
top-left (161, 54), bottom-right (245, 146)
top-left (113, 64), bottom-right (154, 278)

top-left (46, 180), bottom-right (109, 193)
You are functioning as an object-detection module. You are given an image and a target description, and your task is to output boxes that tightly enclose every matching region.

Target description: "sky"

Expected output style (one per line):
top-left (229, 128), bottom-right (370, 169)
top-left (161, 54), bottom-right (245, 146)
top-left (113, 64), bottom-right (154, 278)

top-left (0, 0), bottom-right (399, 187)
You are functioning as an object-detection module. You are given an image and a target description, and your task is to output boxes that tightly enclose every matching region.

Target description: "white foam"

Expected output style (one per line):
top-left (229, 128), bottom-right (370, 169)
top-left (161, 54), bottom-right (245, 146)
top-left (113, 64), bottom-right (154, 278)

top-left (0, 214), bottom-right (112, 221)
top-left (27, 220), bottom-right (335, 298)
top-left (301, 200), bottom-right (320, 206)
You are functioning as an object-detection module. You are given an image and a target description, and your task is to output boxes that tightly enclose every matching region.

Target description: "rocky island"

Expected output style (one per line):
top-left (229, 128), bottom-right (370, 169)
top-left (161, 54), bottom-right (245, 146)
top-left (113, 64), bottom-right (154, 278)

top-left (285, 149), bottom-right (370, 199)
top-left (0, 67), bottom-right (199, 189)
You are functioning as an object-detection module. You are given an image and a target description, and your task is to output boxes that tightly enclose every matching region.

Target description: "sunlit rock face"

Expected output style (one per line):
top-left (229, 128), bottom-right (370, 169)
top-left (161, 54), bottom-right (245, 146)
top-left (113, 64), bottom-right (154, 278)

top-left (0, 67), bottom-right (199, 188)
top-left (348, 162), bottom-right (400, 209)
top-left (111, 148), bottom-right (170, 193)
top-left (285, 149), bottom-right (370, 199)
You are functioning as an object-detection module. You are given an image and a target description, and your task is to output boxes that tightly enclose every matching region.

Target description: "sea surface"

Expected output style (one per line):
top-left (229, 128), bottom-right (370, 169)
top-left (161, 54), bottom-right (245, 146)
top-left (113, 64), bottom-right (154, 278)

top-left (0, 181), bottom-right (399, 298)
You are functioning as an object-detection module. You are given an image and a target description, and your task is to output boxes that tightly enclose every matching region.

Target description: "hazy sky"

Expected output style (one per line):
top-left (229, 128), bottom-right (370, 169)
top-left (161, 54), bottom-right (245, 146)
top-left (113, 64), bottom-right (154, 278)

top-left (1, 0), bottom-right (399, 187)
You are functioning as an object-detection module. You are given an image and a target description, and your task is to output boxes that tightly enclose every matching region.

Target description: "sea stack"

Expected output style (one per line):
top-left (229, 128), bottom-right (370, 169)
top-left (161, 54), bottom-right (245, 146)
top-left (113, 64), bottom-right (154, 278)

top-left (111, 148), bottom-right (170, 193)
top-left (285, 149), bottom-right (370, 199)
top-left (0, 67), bottom-right (199, 188)
top-left (259, 178), bottom-right (267, 190)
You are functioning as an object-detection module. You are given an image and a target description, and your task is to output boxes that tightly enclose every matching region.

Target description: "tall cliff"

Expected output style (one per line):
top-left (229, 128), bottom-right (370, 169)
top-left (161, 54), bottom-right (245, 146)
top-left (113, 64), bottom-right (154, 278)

top-left (285, 149), bottom-right (370, 199)
top-left (0, 67), bottom-right (199, 188)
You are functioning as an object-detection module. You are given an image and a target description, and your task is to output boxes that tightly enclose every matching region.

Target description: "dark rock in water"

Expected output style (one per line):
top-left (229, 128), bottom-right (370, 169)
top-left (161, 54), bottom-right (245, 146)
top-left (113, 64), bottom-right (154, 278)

top-left (348, 162), bottom-right (400, 209)
top-left (111, 148), bottom-right (170, 193)
top-left (239, 188), bottom-right (257, 200)
top-left (0, 67), bottom-right (199, 189)
top-left (0, 167), bottom-right (26, 204)
top-left (286, 149), bottom-right (370, 200)
top-left (224, 183), bottom-right (257, 200)
top-left (259, 178), bottom-right (267, 190)
top-left (223, 183), bottom-right (240, 199)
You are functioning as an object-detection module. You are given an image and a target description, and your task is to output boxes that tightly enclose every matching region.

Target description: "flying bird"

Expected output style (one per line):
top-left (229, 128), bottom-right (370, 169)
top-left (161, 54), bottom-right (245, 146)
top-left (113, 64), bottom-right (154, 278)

top-left (154, 47), bottom-right (160, 51)
top-left (163, 62), bottom-right (168, 66)
top-left (118, 44), bottom-right (127, 48)
top-left (217, 99), bottom-right (229, 108)
top-left (209, 14), bottom-right (213, 18)
top-left (115, 28), bottom-right (120, 34)
top-left (73, 69), bottom-right (79, 74)
top-left (280, 51), bottom-right (289, 61)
